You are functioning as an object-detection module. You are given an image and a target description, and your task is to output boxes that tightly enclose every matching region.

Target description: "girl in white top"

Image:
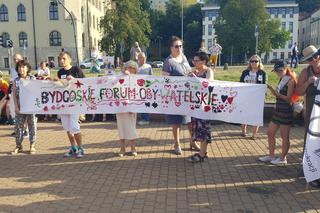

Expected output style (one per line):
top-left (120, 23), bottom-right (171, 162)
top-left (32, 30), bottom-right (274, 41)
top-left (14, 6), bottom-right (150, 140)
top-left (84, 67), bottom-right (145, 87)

top-left (116, 60), bottom-right (139, 157)
top-left (37, 61), bottom-right (51, 79)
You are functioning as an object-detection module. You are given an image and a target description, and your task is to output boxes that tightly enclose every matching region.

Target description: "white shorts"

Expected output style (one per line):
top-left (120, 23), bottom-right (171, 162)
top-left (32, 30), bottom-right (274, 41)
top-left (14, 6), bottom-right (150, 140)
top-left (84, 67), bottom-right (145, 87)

top-left (60, 114), bottom-right (80, 134)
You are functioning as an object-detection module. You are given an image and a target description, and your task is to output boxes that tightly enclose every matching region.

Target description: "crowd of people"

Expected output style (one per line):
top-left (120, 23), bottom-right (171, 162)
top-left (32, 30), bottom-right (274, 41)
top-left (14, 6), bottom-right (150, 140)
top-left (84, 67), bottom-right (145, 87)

top-left (1, 36), bottom-right (320, 187)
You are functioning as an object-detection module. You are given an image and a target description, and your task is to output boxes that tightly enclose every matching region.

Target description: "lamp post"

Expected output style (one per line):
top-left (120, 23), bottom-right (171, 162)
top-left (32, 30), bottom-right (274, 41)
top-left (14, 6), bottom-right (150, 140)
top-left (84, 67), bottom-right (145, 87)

top-left (181, 0), bottom-right (184, 41)
top-left (50, 0), bottom-right (79, 67)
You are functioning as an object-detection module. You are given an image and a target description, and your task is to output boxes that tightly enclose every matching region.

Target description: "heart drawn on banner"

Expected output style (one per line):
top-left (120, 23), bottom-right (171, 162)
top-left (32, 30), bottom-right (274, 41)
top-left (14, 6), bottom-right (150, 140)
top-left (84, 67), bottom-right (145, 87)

top-left (145, 102), bottom-right (150, 107)
top-left (137, 79), bottom-right (145, 86)
top-left (175, 102), bottom-right (181, 107)
top-left (227, 97), bottom-right (234, 104)
top-left (119, 79), bottom-right (125, 84)
top-left (204, 105), bottom-right (211, 112)
top-left (152, 102), bottom-right (158, 108)
top-left (115, 101), bottom-right (120, 106)
top-left (221, 95), bottom-right (228, 103)
top-left (164, 84), bottom-right (171, 90)
top-left (208, 86), bottom-right (214, 93)
top-left (202, 81), bottom-right (209, 88)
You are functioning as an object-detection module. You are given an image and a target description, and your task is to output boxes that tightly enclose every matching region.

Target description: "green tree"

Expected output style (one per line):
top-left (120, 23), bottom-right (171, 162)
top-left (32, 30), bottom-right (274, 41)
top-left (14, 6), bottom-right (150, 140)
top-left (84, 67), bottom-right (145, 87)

top-left (214, 0), bottom-right (290, 61)
top-left (99, 0), bottom-right (151, 58)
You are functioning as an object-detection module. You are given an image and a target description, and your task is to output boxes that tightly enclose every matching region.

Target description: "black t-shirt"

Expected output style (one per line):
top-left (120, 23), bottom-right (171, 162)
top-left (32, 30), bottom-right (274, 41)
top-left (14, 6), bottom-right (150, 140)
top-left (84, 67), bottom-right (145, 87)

top-left (57, 66), bottom-right (85, 79)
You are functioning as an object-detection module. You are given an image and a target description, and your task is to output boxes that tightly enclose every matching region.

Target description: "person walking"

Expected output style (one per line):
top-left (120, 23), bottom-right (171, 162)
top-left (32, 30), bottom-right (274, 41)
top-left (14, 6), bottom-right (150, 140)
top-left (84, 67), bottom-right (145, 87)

top-left (116, 60), bottom-right (139, 157)
top-left (291, 42), bottom-right (299, 68)
top-left (137, 52), bottom-right (153, 125)
top-left (259, 61), bottom-right (297, 165)
top-left (209, 38), bottom-right (222, 67)
top-left (240, 54), bottom-right (267, 140)
top-left (162, 36), bottom-right (200, 155)
top-left (11, 60), bottom-right (37, 154)
top-left (57, 52), bottom-right (85, 158)
top-left (189, 51), bottom-right (214, 163)
top-left (296, 45), bottom-right (320, 188)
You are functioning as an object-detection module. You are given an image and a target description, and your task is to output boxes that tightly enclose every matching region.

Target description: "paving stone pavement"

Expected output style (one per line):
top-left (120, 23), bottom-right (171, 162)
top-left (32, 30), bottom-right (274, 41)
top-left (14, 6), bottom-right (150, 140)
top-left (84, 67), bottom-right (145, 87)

top-left (0, 120), bottom-right (319, 213)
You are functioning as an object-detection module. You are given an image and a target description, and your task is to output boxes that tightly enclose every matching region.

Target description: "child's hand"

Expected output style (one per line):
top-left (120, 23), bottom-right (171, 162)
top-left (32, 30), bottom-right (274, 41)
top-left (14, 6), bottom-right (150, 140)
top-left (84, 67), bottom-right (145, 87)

top-left (66, 75), bottom-right (74, 81)
top-left (124, 70), bottom-right (130, 75)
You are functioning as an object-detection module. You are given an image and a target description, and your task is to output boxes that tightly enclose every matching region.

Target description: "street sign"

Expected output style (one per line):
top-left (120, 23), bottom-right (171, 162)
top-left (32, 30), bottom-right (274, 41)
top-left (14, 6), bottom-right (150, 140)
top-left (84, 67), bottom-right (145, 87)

top-left (0, 36), bottom-right (2, 47)
top-left (6, 39), bottom-right (13, 48)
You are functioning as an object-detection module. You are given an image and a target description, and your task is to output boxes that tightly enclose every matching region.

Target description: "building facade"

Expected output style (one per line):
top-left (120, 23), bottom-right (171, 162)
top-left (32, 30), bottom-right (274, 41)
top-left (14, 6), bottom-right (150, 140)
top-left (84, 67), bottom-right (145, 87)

top-left (201, 0), bottom-right (299, 62)
top-left (0, 0), bottom-right (110, 69)
top-left (298, 14), bottom-right (311, 52)
top-left (310, 10), bottom-right (320, 48)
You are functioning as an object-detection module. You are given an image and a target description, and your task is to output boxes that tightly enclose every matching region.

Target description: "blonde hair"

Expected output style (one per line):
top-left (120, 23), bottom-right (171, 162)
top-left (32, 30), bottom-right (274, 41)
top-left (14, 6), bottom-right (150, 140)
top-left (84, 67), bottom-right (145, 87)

top-left (247, 54), bottom-right (264, 70)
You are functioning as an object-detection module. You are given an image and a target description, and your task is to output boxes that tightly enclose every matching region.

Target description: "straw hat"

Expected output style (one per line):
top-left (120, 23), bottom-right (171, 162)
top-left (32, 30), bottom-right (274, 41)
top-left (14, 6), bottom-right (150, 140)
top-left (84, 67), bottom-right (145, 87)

top-left (301, 45), bottom-right (318, 62)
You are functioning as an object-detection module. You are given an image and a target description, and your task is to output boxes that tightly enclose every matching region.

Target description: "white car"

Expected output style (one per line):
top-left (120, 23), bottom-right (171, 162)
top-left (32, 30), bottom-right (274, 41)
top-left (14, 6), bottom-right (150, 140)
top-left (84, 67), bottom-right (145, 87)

top-left (79, 58), bottom-right (105, 69)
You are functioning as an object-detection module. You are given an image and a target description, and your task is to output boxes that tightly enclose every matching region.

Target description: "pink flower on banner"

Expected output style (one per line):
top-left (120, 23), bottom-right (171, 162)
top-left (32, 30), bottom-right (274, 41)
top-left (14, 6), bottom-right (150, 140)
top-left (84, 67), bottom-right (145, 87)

top-left (43, 106), bottom-right (48, 111)
top-left (51, 105), bottom-right (56, 110)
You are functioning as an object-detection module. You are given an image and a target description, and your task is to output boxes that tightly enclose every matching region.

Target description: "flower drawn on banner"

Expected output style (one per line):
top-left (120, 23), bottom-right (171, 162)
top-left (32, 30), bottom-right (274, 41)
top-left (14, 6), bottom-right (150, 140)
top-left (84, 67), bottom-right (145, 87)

top-left (75, 80), bottom-right (83, 88)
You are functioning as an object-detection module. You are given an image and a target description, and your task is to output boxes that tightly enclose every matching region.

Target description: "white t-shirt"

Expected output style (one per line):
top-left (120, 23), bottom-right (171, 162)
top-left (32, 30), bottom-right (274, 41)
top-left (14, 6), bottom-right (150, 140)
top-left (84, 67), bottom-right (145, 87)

top-left (37, 67), bottom-right (50, 77)
top-left (138, 63), bottom-right (153, 75)
top-left (243, 71), bottom-right (257, 83)
top-left (209, 44), bottom-right (222, 55)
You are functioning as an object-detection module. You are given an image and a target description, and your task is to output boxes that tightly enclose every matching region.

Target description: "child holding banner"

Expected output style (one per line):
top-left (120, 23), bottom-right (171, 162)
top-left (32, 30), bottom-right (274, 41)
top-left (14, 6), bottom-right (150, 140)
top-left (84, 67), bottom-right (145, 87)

top-left (189, 51), bottom-right (214, 163)
top-left (11, 60), bottom-right (37, 154)
top-left (57, 52), bottom-right (85, 158)
top-left (116, 60), bottom-right (139, 157)
top-left (259, 61), bottom-right (296, 165)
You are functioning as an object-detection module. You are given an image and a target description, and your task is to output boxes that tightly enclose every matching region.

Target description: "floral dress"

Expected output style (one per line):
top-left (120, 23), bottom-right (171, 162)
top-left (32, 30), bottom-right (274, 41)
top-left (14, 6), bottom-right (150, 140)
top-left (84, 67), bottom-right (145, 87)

top-left (191, 70), bottom-right (212, 143)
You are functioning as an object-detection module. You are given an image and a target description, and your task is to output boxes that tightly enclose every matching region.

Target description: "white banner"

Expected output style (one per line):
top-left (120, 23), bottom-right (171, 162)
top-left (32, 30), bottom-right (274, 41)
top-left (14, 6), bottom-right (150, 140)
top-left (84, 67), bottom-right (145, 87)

top-left (19, 75), bottom-right (267, 126)
top-left (303, 83), bottom-right (320, 183)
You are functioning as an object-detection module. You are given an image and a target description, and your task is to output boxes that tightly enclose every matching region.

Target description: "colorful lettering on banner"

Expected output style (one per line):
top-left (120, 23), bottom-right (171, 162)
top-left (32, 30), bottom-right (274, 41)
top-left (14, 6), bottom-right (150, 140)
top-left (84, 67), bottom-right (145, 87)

top-left (19, 75), bottom-right (267, 126)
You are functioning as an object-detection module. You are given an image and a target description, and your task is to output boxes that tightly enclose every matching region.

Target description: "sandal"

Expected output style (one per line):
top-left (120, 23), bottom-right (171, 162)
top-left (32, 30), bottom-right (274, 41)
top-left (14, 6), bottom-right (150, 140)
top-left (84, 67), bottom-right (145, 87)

top-left (189, 153), bottom-right (208, 163)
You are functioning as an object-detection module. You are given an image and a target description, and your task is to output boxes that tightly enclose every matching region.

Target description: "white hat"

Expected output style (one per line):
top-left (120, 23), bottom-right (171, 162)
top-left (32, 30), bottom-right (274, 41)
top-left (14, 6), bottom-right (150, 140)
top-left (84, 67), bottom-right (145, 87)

top-left (301, 45), bottom-right (318, 62)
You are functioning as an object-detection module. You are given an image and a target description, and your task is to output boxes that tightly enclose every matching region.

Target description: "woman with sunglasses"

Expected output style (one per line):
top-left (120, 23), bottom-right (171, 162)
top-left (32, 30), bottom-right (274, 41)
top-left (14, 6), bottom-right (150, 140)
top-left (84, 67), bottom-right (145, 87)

top-left (240, 55), bottom-right (267, 140)
top-left (259, 61), bottom-right (296, 165)
top-left (162, 36), bottom-right (199, 155)
top-left (296, 45), bottom-right (320, 188)
top-left (189, 51), bottom-right (214, 163)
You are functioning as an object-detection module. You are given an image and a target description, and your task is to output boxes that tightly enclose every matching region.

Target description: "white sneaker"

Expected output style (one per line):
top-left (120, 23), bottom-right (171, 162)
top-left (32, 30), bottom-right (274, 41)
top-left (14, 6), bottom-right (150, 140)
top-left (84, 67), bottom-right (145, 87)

top-left (138, 121), bottom-right (149, 125)
top-left (270, 157), bottom-right (287, 165)
top-left (258, 155), bottom-right (275, 162)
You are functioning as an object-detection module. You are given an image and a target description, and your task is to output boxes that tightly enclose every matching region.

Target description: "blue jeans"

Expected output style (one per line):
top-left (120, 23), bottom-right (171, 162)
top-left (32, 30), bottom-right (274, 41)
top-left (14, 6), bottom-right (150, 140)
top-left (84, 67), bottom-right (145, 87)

top-left (140, 113), bottom-right (150, 122)
top-left (291, 55), bottom-right (298, 68)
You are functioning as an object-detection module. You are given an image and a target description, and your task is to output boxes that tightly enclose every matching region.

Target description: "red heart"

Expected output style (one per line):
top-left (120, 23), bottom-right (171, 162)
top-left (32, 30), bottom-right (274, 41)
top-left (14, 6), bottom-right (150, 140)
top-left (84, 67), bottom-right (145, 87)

top-left (190, 105), bottom-right (195, 110)
top-left (164, 84), bottom-right (171, 90)
top-left (204, 106), bottom-right (211, 112)
top-left (51, 105), bottom-right (56, 110)
top-left (175, 102), bottom-right (181, 107)
top-left (119, 79), bottom-right (124, 84)
top-left (43, 106), bottom-right (48, 111)
top-left (202, 81), bottom-right (209, 88)
top-left (219, 105), bottom-right (224, 109)
top-left (115, 101), bottom-right (120, 106)
top-left (227, 97), bottom-right (234, 104)
top-left (137, 79), bottom-right (145, 86)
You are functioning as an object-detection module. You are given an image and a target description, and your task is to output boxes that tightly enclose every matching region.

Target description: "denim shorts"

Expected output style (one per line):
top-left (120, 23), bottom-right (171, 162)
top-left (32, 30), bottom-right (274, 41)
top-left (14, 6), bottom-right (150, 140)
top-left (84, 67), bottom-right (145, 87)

top-left (166, 115), bottom-right (191, 125)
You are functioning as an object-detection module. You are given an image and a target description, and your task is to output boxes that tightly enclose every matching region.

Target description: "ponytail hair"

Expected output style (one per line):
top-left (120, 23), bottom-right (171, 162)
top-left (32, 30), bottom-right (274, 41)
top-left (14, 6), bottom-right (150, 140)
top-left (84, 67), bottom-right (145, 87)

top-left (285, 67), bottom-right (300, 103)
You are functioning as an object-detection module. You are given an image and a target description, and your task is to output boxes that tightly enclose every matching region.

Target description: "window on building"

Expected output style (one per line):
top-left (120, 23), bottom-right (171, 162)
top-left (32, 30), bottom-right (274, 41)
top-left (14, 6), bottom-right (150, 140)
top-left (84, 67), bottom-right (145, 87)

top-left (202, 25), bottom-right (205, 35)
top-left (17, 4), bottom-right (26, 21)
top-left (2, 32), bottom-right (10, 43)
top-left (49, 31), bottom-right (61, 46)
top-left (81, 7), bottom-right (84, 23)
top-left (19, 32), bottom-right (28, 47)
top-left (0, 4), bottom-right (9, 22)
top-left (208, 24), bottom-right (212, 36)
top-left (273, 52), bottom-right (277, 59)
top-left (289, 8), bottom-right (294, 18)
top-left (267, 8), bottom-right (271, 15)
top-left (4, 58), bottom-right (9, 68)
top-left (82, 33), bottom-right (85, 47)
top-left (281, 22), bottom-right (286, 30)
top-left (280, 52), bottom-right (284, 59)
top-left (289, 22), bottom-right (293, 33)
top-left (208, 11), bottom-right (214, 21)
top-left (281, 8), bottom-right (286, 18)
top-left (288, 37), bottom-right (293, 48)
top-left (302, 28), bottom-right (305, 34)
top-left (271, 8), bottom-right (278, 17)
top-left (208, 40), bottom-right (212, 49)
top-left (49, 3), bottom-right (59, 20)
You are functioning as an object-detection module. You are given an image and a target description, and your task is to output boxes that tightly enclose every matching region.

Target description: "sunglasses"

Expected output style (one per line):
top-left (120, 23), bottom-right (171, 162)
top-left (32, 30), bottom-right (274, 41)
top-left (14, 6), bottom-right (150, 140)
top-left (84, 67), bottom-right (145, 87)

top-left (250, 60), bottom-right (259, 63)
top-left (307, 54), bottom-right (319, 62)
top-left (173, 45), bottom-right (183, 49)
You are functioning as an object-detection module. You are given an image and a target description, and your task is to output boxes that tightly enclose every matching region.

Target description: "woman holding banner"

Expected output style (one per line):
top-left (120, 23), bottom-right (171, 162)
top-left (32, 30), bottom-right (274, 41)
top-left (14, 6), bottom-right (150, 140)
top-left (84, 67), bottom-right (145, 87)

top-left (189, 51), bottom-right (214, 163)
top-left (116, 60), bottom-right (139, 157)
top-left (162, 36), bottom-right (200, 155)
top-left (57, 52), bottom-right (85, 158)
top-left (240, 55), bottom-right (267, 140)
top-left (259, 61), bottom-right (296, 165)
top-left (296, 45), bottom-right (320, 187)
